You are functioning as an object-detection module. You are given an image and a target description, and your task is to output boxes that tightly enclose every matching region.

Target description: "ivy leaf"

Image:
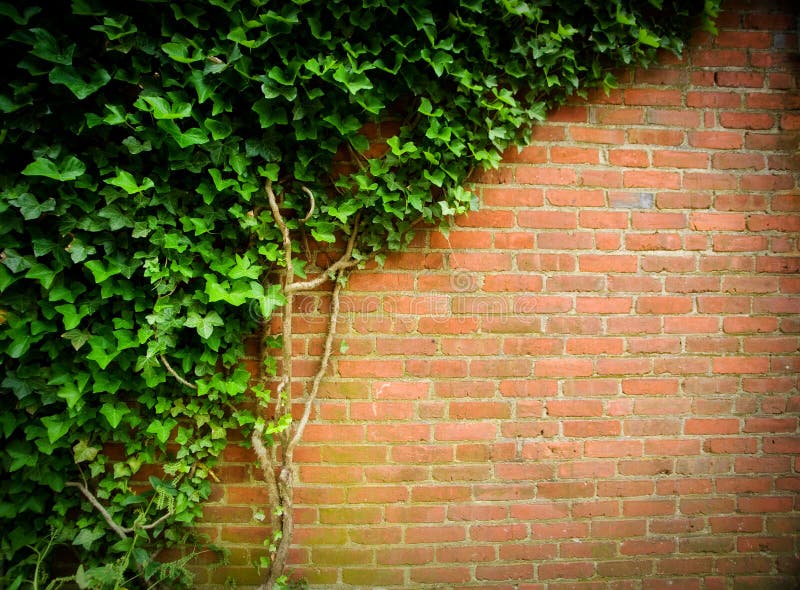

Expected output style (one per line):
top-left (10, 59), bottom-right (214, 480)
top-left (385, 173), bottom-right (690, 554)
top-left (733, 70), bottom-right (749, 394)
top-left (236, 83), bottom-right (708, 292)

top-left (0, 266), bottom-right (14, 292)
top-left (2, 375), bottom-right (33, 400)
top-left (22, 156), bottom-right (85, 181)
top-left (27, 27), bottom-right (75, 64)
top-left (309, 221), bottom-right (337, 243)
top-left (9, 193), bottom-right (56, 220)
top-left (99, 402), bottom-right (129, 429)
top-left (49, 65), bottom-right (111, 99)
top-left (24, 263), bottom-right (56, 289)
top-left (85, 259), bottom-right (122, 283)
top-left (66, 239), bottom-right (94, 263)
top-left (105, 169), bottom-right (155, 194)
top-left (322, 112), bottom-right (362, 135)
top-left (146, 418), bottom-right (177, 444)
top-left (161, 41), bottom-right (204, 63)
top-left (138, 95), bottom-right (193, 119)
top-left (0, 4), bottom-right (42, 25)
top-left (6, 441), bottom-right (37, 471)
top-left (185, 311), bottom-right (224, 339)
top-left (259, 284), bottom-right (286, 320)
top-left (41, 415), bottom-right (70, 444)
top-left (121, 136), bottom-right (152, 154)
top-left (252, 100), bottom-right (288, 128)
top-left (61, 329), bottom-right (91, 351)
top-left (326, 199), bottom-right (359, 223)
top-left (73, 528), bottom-right (105, 551)
top-left (73, 440), bottom-right (99, 463)
top-left (205, 118), bottom-right (233, 140)
top-left (332, 65), bottom-right (373, 94)
top-left (637, 28), bottom-right (661, 47)
top-left (157, 120), bottom-right (209, 147)
top-left (57, 381), bottom-right (83, 409)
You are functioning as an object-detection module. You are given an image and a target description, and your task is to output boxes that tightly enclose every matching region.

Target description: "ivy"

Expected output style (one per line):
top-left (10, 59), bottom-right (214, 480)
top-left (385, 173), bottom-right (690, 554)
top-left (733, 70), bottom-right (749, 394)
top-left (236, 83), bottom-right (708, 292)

top-left (0, 1), bottom-right (718, 588)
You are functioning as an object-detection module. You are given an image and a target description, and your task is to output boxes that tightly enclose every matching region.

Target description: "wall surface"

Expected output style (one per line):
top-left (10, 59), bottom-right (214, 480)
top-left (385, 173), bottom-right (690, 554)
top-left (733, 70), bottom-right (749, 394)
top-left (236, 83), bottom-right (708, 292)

top-left (197, 1), bottom-right (800, 588)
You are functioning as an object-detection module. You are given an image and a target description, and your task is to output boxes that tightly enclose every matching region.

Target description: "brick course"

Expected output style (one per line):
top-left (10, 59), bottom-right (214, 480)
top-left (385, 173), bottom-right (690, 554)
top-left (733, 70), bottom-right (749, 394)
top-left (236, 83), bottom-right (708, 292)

top-left (198, 2), bottom-right (799, 587)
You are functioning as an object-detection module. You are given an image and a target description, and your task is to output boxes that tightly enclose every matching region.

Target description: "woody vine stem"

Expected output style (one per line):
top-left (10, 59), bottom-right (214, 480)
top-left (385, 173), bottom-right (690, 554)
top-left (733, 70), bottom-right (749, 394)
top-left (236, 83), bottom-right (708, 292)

top-left (251, 180), bottom-right (360, 589)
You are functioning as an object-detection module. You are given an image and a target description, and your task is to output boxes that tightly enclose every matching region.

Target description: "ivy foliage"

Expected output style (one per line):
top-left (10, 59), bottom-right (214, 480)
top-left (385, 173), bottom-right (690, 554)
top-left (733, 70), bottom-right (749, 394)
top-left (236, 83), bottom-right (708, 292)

top-left (1, 0), bottom-right (718, 587)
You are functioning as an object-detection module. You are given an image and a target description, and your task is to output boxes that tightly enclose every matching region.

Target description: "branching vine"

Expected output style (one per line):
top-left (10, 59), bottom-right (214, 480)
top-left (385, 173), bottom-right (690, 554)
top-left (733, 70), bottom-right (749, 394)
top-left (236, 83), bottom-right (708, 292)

top-left (0, 1), bottom-right (718, 588)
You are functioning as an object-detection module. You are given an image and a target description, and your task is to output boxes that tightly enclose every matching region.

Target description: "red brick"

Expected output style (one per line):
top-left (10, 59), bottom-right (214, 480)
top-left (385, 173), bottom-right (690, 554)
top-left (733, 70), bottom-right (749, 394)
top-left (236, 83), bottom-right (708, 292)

top-left (574, 297), bottom-right (632, 314)
top-left (338, 359), bottom-right (403, 378)
top-left (720, 112), bottom-right (775, 130)
top-left (580, 168), bottom-right (623, 187)
top-left (688, 130), bottom-right (743, 150)
top-left (410, 484), bottom-right (469, 502)
top-left (592, 519), bottom-right (647, 539)
top-left (405, 526), bottom-right (466, 544)
top-left (684, 418), bottom-right (740, 435)
top-left (367, 424), bottom-right (430, 442)
top-left (550, 146), bottom-right (600, 164)
top-left (628, 128), bottom-right (685, 146)
top-left (516, 167), bottom-right (577, 185)
top-left (585, 440), bottom-right (642, 458)
top-left (609, 149), bottom-right (649, 167)
top-left (578, 254), bottom-right (638, 273)
top-left (537, 481), bottom-right (594, 499)
top-left (456, 209), bottom-right (515, 228)
top-left (475, 564), bottom-right (535, 581)
top-left (625, 89), bottom-right (682, 106)
top-left (636, 296), bottom-right (693, 314)
top-left (690, 212), bottom-right (746, 231)
top-left (470, 523), bottom-right (528, 542)
top-left (579, 210), bottom-right (628, 228)
top-left (715, 71), bottom-right (765, 88)
top-left (375, 547), bottom-right (433, 566)
top-left (535, 358), bottom-right (593, 377)
top-left (437, 545), bottom-right (495, 563)
top-left (409, 566), bottom-right (471, 584)
top-left (538, 562), bottom-right (596, 580)
top-left (435, 422), bottom-right (497, 441)
top-left (740, 496), bottom-right (794, 514)
top-left (652, 150), bottom-right (708, 168)
top-left (570, 126), bottom-right (625, 144)
top-left (623, 170), bottom-right (681, 189)
top-left (518, 212), bottom-right (579, 232)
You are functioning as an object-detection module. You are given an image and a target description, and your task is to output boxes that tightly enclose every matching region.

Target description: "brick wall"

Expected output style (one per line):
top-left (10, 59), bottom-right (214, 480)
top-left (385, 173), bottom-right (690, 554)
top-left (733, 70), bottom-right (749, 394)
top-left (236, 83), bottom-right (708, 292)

top-left (197, 1), bottom-right (800, 588)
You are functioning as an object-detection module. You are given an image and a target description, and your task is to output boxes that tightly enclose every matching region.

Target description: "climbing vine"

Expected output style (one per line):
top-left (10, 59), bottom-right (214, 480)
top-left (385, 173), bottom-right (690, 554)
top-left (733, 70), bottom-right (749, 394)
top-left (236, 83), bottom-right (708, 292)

top-left (0, 1), bottom-right (718, 588)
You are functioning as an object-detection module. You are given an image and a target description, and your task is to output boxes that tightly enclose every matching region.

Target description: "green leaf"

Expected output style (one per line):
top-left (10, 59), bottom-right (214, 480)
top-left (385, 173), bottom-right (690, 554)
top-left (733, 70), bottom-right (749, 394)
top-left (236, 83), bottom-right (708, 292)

top-left (105, 169), bottom-right (155, 194)
top-left (185, 311), bottom-right (224, 339)
top-left (73, 528), bottom-right (105, 551)
top-left (10, 193), bottom-right (56, 220)
top-left (637, 28), bottom-right (661, 47)
top-left (205, 118), bottom-right (233, 140)
top-left (41, 415), bottom-right (70, 444)
top-left (49, 66), bottom-right (111, 99)
top-left (99, 402), bottom-right (129, 428)
top-left (138, 95), bottom-right (193, 119)
top-left (157, 120), bottom-right (209, 147)
top-left (322, 112), bottom-right (362, 135)
top-left (252, 100), bottom-right (288, 128)
top-left (121, 136), bottom-right (152, 154)
top-left (28, 27), bottom-right (75, 64)
top-left (310, 221), bottom-right (337, 243)
top-left (162, 41), bottom-right (204, 63)
top-left (73, 440), bottom-right (99, 463)
top-left (0, 4), bottom-right (41, 25)
top-left (21, 156), bottom-right (85, 181)
top-left (62, 329), bottom-right (91, 351)
top-left (147, 418), bottom-right (177, 444)
top-left (333, 65), bottom-right (373, 94)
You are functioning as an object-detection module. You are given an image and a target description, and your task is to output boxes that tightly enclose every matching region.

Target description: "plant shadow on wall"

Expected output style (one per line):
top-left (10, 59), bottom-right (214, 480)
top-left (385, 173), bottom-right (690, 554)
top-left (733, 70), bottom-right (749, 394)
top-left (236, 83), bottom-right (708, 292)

top-left (0, 2), bottom-right (718, 589)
